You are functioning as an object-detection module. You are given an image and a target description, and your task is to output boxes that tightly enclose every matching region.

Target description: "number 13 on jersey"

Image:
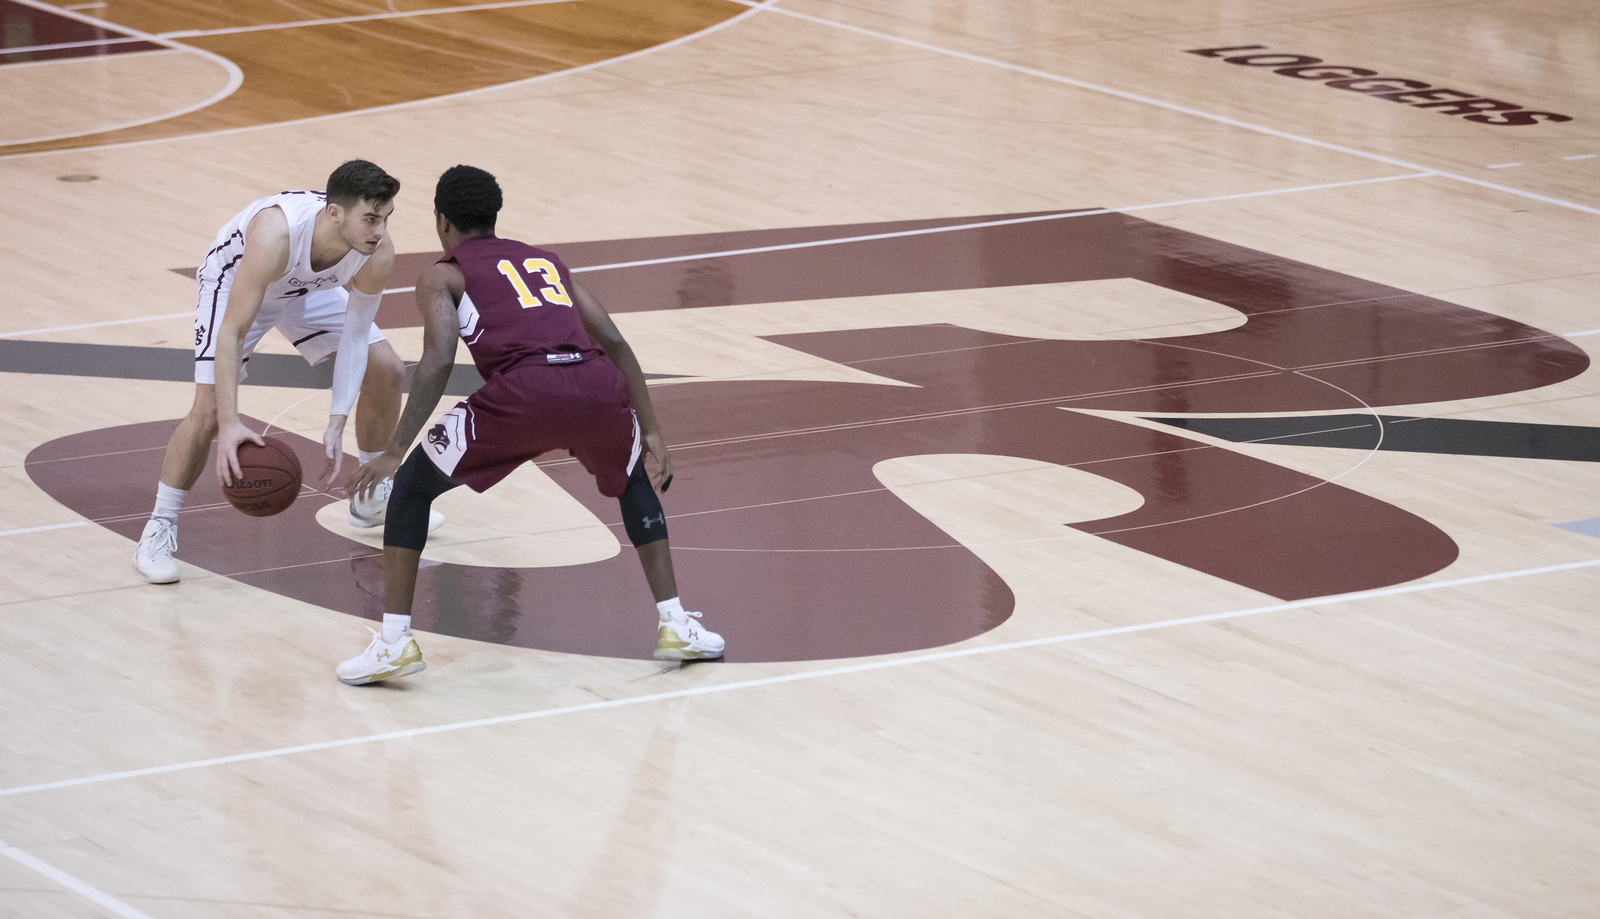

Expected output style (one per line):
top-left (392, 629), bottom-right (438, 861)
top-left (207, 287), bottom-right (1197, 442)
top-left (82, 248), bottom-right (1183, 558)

top-left (495, 258), bottom-right (574, 308)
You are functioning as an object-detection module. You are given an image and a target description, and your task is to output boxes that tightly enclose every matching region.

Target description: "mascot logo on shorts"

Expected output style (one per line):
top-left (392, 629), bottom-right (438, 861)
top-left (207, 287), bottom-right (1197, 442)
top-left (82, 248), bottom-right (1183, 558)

top-left (426, 423), bottom-right (450, 450)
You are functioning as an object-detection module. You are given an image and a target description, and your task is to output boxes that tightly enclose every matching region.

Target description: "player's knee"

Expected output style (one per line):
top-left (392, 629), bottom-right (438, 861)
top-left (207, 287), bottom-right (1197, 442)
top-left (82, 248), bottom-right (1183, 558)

top-left (364, 344), bottom-right (404, 391)
top-left (383, 449), bottom-right (457, 551)
top-left (618, 462), bottom-right (667, 547)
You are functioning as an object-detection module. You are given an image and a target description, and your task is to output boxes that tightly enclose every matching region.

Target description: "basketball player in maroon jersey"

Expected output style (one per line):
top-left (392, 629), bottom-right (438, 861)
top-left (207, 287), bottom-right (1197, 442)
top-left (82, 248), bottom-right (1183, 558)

top-left (335, 165), bottom-right (723, 684)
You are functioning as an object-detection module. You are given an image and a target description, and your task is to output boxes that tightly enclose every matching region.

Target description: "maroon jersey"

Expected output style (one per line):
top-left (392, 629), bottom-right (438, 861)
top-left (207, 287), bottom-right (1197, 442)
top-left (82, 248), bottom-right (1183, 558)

top-left (444, 235), bottom-right (601, 380)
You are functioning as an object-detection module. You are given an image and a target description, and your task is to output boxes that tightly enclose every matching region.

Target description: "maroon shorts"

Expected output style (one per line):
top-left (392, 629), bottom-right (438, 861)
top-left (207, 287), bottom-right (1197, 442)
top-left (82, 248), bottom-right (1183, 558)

top-left (420, 357), bottom-right (639, 497)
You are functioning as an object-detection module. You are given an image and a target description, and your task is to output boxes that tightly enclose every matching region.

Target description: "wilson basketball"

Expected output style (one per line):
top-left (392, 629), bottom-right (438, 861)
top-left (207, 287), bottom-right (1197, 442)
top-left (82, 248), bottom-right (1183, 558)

top-left (223, 437), bottom-right (303, 517)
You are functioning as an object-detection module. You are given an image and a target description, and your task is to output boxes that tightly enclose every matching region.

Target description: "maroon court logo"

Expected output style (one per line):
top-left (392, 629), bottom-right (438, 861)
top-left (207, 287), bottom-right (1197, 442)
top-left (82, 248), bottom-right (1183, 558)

top-left (26, 211), bottom-right (1588, 661)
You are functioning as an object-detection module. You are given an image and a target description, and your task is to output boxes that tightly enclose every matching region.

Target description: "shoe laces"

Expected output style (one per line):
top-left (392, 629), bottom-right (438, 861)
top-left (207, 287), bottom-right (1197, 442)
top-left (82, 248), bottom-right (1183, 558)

top-left (671, 610), bottom-right (706, 638)
top-left (146, 518), bottom-right (177, 555)
top-left (356, 626), bottom-right (385, 656)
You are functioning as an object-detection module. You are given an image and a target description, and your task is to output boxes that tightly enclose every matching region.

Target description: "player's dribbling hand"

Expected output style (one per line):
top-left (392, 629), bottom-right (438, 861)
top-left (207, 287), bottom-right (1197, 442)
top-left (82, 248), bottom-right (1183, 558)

top-left (216, 421), bottom-right (266, 487)
top-left (347, 452), bottom-right (402, 504)
top-left (321, 414), bottom-right (348, 487)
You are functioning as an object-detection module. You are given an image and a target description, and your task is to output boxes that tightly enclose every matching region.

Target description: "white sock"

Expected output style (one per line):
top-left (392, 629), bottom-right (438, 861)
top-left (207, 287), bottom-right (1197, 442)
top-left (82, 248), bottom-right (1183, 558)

top-left (381, 614), bottom-right (411, 643)
top-left (152, 483), bottom-right (187, 522)
top-left (358, 449), bottom-right (384, 467)
top-left (656, 597), bottom-right (684, 621)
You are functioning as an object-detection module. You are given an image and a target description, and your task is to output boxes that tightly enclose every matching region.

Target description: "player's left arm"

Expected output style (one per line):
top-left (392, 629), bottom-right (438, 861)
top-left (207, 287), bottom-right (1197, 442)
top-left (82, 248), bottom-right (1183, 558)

top-left (322, 235), bottom-right (396, 484)
top-left (347, 260), bottom-right (461, 501)
top-left (574, 283), bottom-right (672, 489)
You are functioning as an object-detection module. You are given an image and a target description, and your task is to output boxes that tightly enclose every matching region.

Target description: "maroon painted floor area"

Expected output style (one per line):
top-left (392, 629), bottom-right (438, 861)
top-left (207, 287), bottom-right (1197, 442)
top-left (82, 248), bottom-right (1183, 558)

top-left (30, 212), bottom-right (1588, 661)
top-left (0, 0), bottom-right (161, 63)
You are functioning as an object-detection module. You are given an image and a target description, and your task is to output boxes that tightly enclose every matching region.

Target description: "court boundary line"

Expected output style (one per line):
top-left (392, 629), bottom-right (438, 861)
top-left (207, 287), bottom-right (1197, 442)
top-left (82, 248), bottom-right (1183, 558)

top-left (4, 0), bottom-right (244, 148)
top-left (0, 838), bottom-right (154, 919)
top-left (728, 0), bottom-right (1600, 219)
top-left (3, 556), bottom-right (1596, 800)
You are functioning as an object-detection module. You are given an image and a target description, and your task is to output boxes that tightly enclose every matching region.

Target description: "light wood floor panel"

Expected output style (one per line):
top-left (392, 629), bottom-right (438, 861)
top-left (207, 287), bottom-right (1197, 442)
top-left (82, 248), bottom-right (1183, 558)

top-left (3, 0), bottom-right (1599, 915)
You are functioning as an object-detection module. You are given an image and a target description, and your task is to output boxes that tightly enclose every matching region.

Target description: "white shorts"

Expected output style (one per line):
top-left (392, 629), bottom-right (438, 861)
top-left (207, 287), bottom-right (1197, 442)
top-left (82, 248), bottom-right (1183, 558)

top-left (192, 282), bottom-right (386, 384)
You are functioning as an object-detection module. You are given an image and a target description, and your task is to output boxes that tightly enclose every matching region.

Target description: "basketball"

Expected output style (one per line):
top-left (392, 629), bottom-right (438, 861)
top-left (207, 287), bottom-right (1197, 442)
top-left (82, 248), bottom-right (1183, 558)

top-left (222, 437), bottom-right (303, 517)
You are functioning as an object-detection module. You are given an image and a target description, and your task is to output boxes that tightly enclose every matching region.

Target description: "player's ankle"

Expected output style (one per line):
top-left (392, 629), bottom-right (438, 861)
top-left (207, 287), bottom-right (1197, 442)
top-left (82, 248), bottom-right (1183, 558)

top-left (381, 614), bottom-right (411, 643)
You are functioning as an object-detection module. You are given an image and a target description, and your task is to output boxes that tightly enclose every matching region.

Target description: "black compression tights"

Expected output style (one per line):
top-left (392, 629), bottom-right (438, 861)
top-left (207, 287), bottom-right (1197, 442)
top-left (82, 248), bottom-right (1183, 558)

top-left (383, 448), bottom-right (459, 551)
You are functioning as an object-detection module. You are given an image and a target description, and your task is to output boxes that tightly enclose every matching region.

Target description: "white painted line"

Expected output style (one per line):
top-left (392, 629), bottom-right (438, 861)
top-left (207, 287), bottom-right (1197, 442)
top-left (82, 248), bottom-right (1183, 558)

top-left (62, 2), bottom-right (107, 8)
top-left (4, 556), bottom-right (1597, 800)
top-left (0, 174), bottom-right (1457, 349)
top-left (0, 35), bottom-right (146, 55)
top-left (4, 0), bottom-right (244, 147)
top-left (0, 522), bottom-right (88, 538)
top-left (1562, 154), bottom-right (1597, 161)
top-left (1487, 163), bottom-right (1522, 169)
top-left (0, 839), bottom-right (155, 919)
top-left (1115, 172), bottom-right (1432, 212)
top-left (0, 312), bottom-right (193, 339)
top-left (571, 210), bottom-right (1110, 272)
top-left (551, 175), bottom-right (1432, 276)
top-left (728, 1), bottom-right (1600, 218)
top-left (0, 47), bottom-right (181, 71)
top-left (1564, 329), bottom-right (1600, 338)
top-left (240, 175), bottom-right (1434, 301)
top-left (0, 0), bottom-right (784, 160)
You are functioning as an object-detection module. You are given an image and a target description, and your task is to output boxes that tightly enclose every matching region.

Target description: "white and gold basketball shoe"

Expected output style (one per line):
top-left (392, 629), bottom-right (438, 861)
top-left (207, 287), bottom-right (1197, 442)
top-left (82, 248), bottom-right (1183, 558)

top-left (654, 610), bottom-right (725, 661)
top-left (336, 628), bottom-right (426, 685)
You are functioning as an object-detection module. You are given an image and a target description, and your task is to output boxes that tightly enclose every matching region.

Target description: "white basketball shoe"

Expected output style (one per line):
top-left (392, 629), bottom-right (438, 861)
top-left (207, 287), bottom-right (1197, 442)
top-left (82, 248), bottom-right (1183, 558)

top-left (336, 627), bottom-right (426, 685)
top-left (654, 610), bottom-right (725, 661)
top-left (348, 476), bottom-right (443, 532)
top-left (133, 516), bottom-right (179, 584)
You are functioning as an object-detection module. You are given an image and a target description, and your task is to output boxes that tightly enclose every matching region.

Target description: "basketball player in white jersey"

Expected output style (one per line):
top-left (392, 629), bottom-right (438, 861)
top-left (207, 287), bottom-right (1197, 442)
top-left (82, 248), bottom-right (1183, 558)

top-left (134, 160), bottom-right (435, 583)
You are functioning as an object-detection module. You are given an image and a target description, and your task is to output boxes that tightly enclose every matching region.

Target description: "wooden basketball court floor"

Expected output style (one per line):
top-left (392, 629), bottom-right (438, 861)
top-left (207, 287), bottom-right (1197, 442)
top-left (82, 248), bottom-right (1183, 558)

top-left (3, 0), bottom-right (1599, 915)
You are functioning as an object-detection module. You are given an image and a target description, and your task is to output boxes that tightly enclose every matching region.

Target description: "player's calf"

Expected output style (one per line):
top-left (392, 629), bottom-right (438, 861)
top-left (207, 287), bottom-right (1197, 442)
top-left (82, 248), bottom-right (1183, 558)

top-left (620, 468), bottom-right (725, 661)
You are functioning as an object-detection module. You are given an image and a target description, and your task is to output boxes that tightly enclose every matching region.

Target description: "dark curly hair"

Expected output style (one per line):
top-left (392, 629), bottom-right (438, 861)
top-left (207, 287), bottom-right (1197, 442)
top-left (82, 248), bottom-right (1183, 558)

top-left (325, 160), bottom-right (399, 209)
top-left (434, 165), bottom-right (502, 233)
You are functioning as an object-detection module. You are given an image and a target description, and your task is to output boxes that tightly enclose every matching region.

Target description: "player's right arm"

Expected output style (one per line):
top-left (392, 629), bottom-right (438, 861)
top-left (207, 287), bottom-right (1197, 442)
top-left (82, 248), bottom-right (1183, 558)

top-left (214, 206), bottom-right (291, 485)
top-left (346, 261), bottom-right (462, 500)
top-left (574, 283), bottom-right (672, 489)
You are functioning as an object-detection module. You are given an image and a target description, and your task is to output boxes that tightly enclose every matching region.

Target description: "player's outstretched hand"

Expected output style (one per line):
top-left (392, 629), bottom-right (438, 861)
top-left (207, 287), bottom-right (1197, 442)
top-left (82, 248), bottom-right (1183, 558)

top-left (347, 452), bottom-right (403, 505)
top-left (216, 421), bottom-right (266, 487)
top-left (642, 428), bottom-right (673, 491)
top-left (321, 414), bottom-right (349, 487)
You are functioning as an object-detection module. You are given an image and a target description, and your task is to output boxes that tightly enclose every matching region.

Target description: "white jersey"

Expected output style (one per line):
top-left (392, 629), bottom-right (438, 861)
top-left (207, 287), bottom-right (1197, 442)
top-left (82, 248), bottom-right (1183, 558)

top-left (193, 190), bottom-right (370, 360)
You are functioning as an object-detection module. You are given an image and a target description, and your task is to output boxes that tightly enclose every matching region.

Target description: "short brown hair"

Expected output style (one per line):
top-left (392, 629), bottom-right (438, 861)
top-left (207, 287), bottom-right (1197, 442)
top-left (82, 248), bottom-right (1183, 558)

top-left (326, 160), bottom-right (399, 209)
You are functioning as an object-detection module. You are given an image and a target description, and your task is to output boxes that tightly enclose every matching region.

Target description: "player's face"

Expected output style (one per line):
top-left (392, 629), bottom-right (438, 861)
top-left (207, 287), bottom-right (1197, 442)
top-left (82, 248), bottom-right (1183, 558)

top-left (335, 198), bottom-right (394, 255)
